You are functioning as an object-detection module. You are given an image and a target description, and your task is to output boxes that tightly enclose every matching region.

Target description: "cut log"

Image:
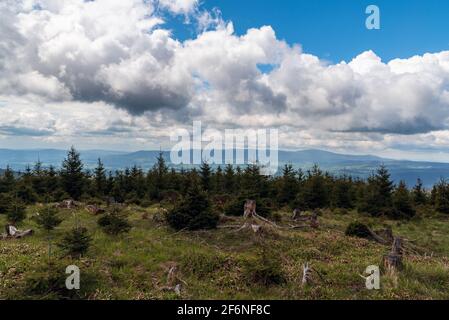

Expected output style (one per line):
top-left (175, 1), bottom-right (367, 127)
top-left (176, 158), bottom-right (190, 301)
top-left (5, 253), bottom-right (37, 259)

top-left (13, 229), bottom-right (34, 239)
top-left (375, 227), bottom-right (394, 244)
top-left (367, 228), bottom-right (389, 245)
top-left (2, 224), bottom-right (33, 240)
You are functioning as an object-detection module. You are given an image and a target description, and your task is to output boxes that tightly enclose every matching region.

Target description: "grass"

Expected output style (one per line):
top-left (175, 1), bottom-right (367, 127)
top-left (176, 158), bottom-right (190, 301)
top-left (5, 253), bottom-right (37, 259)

top-left (1, 205), bottom-right (449, 300)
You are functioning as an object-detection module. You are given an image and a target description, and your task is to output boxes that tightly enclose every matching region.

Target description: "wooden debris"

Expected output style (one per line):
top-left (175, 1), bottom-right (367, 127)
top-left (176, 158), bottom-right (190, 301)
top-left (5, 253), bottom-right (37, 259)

top-left (1, 224), bottom-right (34, 240)
top-left (375, 227), bottom-right (394, 244)
top-left (221, 201), bottom-right (321, 233)
top-left (288, 211), bottom-right (322, 229)
top-left (85, 205), bottom-right (105, 215)
top-left (57, 199), bottom-right (79, 209)
top-left (301, 262), bottom-right (326, 286)
top-left (292, 208), bottom-right (301, 220)
top-left (301, 262), bottom-right (312, 286)
top-left (224, 200), bottom-right (280, 234)
top-left (158, 263), bottom-right (186, 297)
top-left (174, 284), bottom-right (181, 296)
top-left (251, 224), bottom-right (262, 234)
top-left (367, 228), bottom-right (390, 245)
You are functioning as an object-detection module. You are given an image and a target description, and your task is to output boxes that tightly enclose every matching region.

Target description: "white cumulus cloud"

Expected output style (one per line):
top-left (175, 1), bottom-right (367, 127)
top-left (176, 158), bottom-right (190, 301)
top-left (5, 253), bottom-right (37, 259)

top-left (2, 0), bottom-right (449, 159)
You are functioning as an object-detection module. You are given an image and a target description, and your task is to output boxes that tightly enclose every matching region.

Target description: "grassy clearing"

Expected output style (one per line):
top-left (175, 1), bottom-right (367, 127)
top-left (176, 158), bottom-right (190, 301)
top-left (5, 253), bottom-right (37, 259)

top-left (1, 205), bottom-right (449, 300)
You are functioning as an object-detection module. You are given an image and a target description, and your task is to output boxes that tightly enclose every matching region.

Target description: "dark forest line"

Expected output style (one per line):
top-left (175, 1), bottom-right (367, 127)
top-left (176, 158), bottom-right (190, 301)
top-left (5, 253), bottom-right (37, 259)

top-left (1, 147), bottom-right (449, 229)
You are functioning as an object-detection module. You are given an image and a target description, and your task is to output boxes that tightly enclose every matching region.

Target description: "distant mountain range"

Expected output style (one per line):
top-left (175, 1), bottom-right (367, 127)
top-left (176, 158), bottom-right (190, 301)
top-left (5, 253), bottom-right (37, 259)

top-left (1, 148), bottom-right (449, 188)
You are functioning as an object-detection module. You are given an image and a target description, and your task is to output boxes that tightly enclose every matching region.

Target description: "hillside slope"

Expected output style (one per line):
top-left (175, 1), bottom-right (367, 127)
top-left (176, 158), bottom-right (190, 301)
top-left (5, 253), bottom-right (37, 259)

top-left (1, 206), bottom-right (448, 300)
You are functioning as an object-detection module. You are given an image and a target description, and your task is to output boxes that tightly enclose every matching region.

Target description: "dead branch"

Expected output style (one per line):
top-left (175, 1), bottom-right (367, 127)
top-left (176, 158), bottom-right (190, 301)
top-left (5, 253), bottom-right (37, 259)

top-left (301, 262), bottom-right (326, 286)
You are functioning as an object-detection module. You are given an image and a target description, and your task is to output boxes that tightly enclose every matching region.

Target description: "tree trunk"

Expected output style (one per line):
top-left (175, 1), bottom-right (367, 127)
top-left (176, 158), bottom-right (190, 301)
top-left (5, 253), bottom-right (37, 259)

top-left (244, 200), bottom-right (257, 219)
top-left (383, 237), bottom-right (404, 271)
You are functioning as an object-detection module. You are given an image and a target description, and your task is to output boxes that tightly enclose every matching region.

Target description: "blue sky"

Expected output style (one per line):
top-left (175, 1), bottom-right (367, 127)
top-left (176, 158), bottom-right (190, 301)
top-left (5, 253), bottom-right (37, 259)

top-left (169, 0), bottom-right (449, 63)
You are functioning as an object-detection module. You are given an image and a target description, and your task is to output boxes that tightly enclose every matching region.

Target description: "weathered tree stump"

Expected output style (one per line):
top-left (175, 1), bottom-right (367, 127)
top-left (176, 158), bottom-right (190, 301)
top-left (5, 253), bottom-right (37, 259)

top-left (292, 209), bottom-right (301, 220)
top-left (383, 237), bottom-right (404, 271)
top-left (301, 262), bottom-right (326, 286)
top-left (384, 253), bottom-right (403, 271)
top-left (244, 200), bottom-right (257, 219)
top-left (392, 237), bottom-right (403, 255)
top-left (233, 200), bottom-right (280, 234)
top-left (309, 211), bottom-right (319, 229)
top-left (301, 262), bottom-right (312, 286)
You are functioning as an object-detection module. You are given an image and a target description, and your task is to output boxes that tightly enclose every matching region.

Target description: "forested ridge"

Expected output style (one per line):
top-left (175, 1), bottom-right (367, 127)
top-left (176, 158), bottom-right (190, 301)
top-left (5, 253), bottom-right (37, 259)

top-left (1, 147), bottom-right (448, 225)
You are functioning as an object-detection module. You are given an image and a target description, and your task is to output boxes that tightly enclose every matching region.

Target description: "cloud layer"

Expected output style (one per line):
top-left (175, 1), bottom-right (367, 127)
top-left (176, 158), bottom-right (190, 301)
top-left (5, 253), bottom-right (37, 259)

top-left (1, 0), bottom-right (449, 159)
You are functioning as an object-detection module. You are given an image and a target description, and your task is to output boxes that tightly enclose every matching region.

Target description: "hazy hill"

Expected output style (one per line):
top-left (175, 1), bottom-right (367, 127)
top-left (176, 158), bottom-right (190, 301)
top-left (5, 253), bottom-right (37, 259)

top-left (1, 148), bottom-right (449, 187)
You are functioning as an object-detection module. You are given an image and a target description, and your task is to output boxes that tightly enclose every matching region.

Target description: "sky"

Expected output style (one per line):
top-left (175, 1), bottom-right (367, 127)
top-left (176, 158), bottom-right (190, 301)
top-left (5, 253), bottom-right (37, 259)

top-left (1, 0), bottom-right (449, 162)
top-left (173, 0), bottom-right (449, 63)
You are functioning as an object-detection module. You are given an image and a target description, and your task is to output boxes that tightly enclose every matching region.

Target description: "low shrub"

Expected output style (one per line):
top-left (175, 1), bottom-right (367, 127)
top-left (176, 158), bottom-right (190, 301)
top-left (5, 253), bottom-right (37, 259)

top-left (6, 199), bottom-right (27, 224)
top-left (33, 206), bottom-right (62, 232)
top-left (23, 260), bottom-right (98, 299)
top-left (166, 186), bottom-right (219, 231)
top-left (58, 227), bottom-right (92, 257)
top-left (345, 221), bottom-right (371, 239)
top-left (245, 245), bottom-right (286, 286)
top-left (97, 210), bottom-right (131, 236)
top-left (0, 193), bottom-right (12, 214)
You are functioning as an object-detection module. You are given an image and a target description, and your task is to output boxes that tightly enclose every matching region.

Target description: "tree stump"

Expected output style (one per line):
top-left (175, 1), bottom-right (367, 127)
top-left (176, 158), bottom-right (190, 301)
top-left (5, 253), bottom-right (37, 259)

top-left (301, 262), bottom-right (312, 286)
top-left (392, 237), bottom-right (403, 255)
top-left (292, 209), bottom-right (301, 220)
top-left (244, 200), bottom-right (257, 219)
top-left (383, 237), bottom-right (404, 271)
top-left (384, 253), bottom-right (403, 271)
top-left (310, 211), bottom-right (319, 229)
